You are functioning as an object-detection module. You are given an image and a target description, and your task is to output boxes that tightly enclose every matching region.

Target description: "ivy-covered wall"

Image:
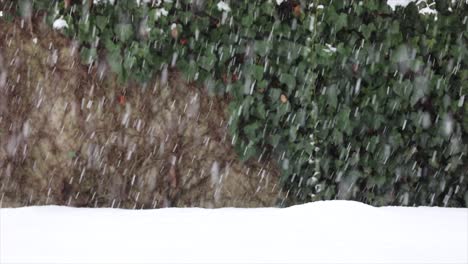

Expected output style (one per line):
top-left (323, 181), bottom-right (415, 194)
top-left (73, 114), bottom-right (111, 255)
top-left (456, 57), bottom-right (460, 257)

top-left (7, 0), bottom-right (467, 207)
top-left (261, 1), bottom-right (468, 207)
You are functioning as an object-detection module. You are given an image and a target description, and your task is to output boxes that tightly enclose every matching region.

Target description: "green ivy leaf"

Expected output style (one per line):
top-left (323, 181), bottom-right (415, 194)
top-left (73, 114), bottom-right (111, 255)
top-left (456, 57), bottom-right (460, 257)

top-left (115, 23), bottom-right (133, 42)
top-left (243, 123), bottom-right (260, 141)
top-left (254, 40), bottom-right (272, 57)
top-left (335, 13), bottom-right (348, 31)
top-left (279, 73), bottom-right (296, 90)
top-left (200, 55), bottom-right (216, 71)
top-left (96, 15), bottom-right (108, 31)
top-left (80, 47), bottom-right (97, 65)
top-left (252, 65), bottom-right (264, 81)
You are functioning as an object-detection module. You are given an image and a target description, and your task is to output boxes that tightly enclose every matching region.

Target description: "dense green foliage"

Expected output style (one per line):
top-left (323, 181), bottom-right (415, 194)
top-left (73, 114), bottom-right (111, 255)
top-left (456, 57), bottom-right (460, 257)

top-left (272, 1), bottom-right (468, 207)
top-left (6, 0), bottom-right (467, 206)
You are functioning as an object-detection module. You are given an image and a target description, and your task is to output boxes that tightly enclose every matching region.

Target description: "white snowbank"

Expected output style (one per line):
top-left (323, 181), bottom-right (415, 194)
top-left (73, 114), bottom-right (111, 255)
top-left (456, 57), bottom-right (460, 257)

top-left (1, 201), bottom-right (467, 264)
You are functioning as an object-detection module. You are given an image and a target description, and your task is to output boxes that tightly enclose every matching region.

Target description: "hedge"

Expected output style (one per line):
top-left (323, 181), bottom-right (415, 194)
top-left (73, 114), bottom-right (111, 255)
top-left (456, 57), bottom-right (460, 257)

top-left (259, 1), bottom-right (468, 207)
top-left (5, 0), bottom-right (467, 207)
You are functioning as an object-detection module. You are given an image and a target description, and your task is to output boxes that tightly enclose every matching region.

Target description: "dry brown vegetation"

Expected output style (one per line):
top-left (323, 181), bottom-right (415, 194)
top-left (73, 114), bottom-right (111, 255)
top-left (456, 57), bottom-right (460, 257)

top-left (0, 15), bottom-right (284, 208)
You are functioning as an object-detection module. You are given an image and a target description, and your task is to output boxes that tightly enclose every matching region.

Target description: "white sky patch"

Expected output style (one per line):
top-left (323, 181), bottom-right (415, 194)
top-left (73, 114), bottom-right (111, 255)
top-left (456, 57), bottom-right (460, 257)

top-left (217, 1), bottom-right (231, 12)
top-left (308, 3), bottom-right (324, 9)
top-left (387, 0), bottom-right (415, 10)
top-left (135, 0), bottom-right (151, 5)
top-left (94, 0), bottom-right (115, 4)
top-left (52, 17), bottom-right (68, 30)
top-left (155, 8), bottom-right (168, 19)
top-left (419, 6), bottom-right (437, 15)
top-left (0, 11), bottom-right (3, 17)
top-left (417, 0), bottom-right (438, 15)
top-left (387, 1), bottom-right (438, 16)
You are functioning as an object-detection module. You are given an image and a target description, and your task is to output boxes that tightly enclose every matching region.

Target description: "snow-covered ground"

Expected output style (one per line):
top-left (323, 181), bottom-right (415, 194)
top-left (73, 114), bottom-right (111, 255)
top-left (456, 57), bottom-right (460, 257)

top-left (1, 201), bottom-right (466, 263)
